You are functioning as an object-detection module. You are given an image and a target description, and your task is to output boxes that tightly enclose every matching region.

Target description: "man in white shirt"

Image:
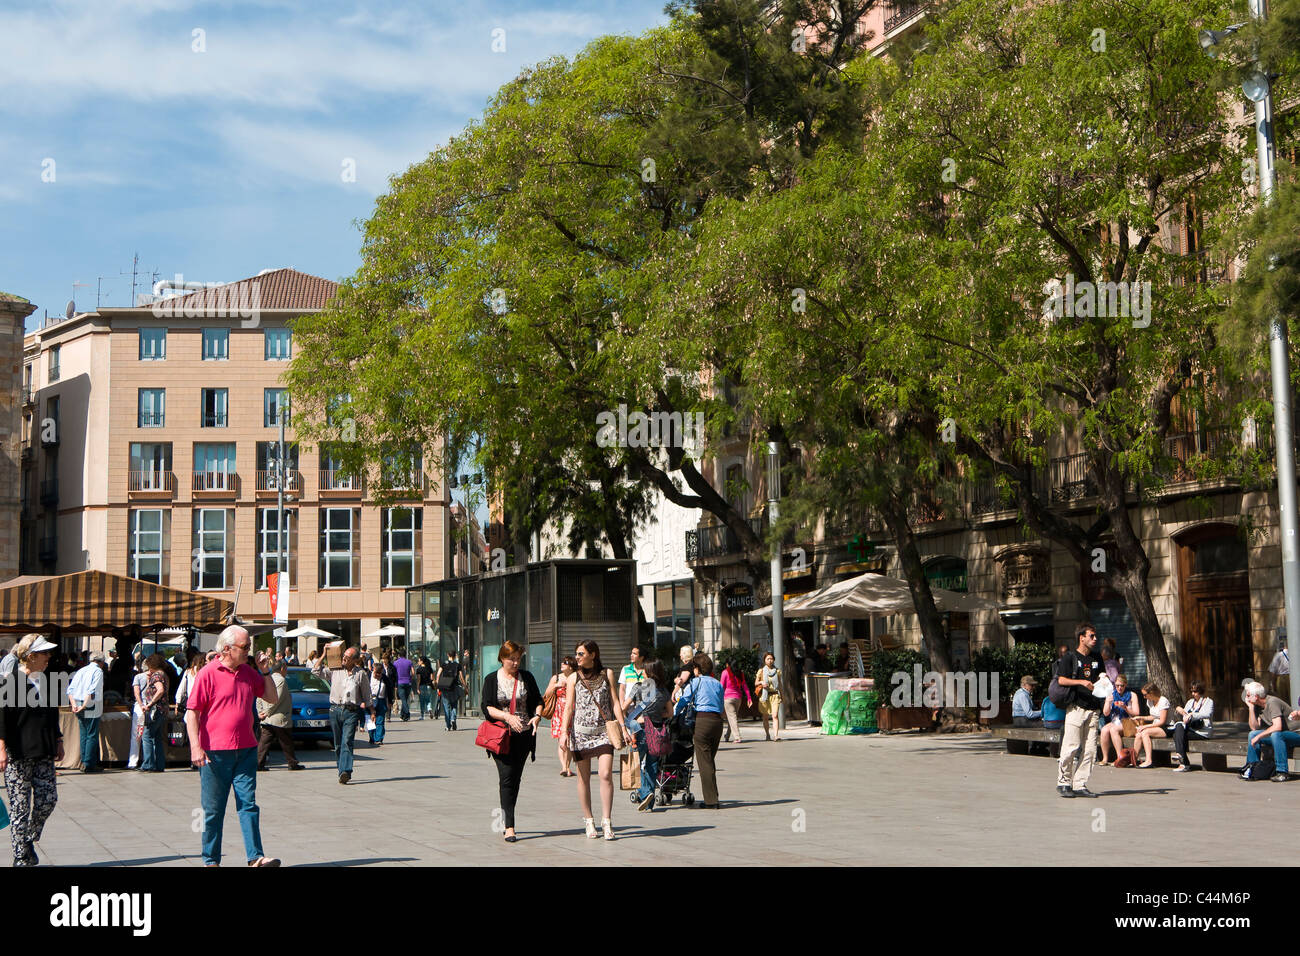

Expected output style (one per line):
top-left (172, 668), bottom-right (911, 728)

top-left (1269, 630), bottom-right (1290, 704)
top-left (67, 653), bottom-right (106, 773)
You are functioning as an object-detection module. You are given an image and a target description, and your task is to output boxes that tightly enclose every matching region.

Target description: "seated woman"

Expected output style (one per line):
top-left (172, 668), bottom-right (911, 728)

top-left (1132, 683), bottom-right (1172, 768)
top-left (1042, 691), bottom-right (1066, 730)
top-left (1098, 674), bottom-right (1138, 766)
top-left (1170, 680), bottom-right (1214, 772)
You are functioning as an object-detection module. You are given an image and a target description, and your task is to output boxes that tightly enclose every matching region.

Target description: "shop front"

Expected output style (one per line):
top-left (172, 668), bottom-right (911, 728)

top-left (407, 560), bottom-right (637, 717)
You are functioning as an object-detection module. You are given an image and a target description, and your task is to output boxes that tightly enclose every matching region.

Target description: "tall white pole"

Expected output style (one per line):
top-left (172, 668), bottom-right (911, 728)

top-left (1247, 0), bottom-right (1300, 709)
top-left (767, 442), bottom-right (785, 726)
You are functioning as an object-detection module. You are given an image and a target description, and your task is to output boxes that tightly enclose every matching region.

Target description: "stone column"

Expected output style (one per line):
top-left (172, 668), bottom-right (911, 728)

top-left (0, 295), bottom-right (36, 583)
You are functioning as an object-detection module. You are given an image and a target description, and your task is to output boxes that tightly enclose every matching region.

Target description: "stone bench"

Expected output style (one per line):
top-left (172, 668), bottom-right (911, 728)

top-left (989, 725), bottom-right (1254, 773)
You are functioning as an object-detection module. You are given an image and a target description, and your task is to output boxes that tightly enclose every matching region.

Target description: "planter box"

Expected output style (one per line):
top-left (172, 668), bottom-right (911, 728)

top-left (876, 706), bottom-right (933, 731)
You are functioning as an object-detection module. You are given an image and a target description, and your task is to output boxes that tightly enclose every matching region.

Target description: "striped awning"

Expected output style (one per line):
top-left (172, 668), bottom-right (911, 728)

top-left (0, 570), bottom-right (234, 634)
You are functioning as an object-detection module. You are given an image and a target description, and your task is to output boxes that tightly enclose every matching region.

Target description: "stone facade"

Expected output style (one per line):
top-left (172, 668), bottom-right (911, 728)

top-left (0, 294), bottom-right (36, 583)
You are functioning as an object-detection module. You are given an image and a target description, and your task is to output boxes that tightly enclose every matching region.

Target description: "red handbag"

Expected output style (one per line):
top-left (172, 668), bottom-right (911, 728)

top-left (475, 674), bottom-right (518, 755)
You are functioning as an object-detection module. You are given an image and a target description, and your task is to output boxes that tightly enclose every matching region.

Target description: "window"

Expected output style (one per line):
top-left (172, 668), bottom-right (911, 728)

top-left (130, 442), bottom-right (171, 490)
top-left (320, 507), bottom-right (359, 588)
top-left (45, 396), bottom-right (59, 432)
top-left (128, 509), bottom-right (168, 584)
top-left (202, 328), bottom-right (229, 361)
top-left (264, 388), bottom-right (289, 428)
top-left (264, 328), bottom-right (291, 361)
top-left (139, 328), bottom-right (166, 360)
top-left (381, 448), bottom-right (423, 490)
top-left (382, 508), bottom-right (422, 588)
top-left (201, 388), bottom-right (228, 427)
top-left (256, 508), bottom-right (298, 587)
top-left (326, 392), bottom-right (351, 428)
top-left (192, 508), bottom-right (232, 590)
top-left (320, 443), bottom-right (356, 490)
top-left (193, 443), bottom-right (235, 490)
top-left (257, 441), bottom-right (299, 489)
top-left (48, 346), bottom-right (60, 383)
top-left (138, 389), bottom-right (165, 427)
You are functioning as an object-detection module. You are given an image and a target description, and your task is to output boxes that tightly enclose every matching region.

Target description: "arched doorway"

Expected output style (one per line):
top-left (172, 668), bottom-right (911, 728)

top-left (1175, 524), bottom-right (1251, 719)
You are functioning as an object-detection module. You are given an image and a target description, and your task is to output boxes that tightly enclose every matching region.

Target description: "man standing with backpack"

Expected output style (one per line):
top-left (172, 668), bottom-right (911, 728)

top-left (1053, 623), bottom-right (1105, 799)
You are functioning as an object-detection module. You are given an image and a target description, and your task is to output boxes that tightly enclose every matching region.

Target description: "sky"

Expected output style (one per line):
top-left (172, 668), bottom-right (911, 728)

top-left (0, 0), bottom-right (671, 328)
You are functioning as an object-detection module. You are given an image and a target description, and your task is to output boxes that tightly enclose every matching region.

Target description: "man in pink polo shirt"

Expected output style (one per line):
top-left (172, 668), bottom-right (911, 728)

top-left (184, 625), bottom-right (280, 867)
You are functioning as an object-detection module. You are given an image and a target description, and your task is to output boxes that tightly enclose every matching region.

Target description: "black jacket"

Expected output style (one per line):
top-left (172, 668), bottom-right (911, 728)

top-left (481, 670), bottom-right (543, 760)
top-left (0, 670), bottom-right (63, 760)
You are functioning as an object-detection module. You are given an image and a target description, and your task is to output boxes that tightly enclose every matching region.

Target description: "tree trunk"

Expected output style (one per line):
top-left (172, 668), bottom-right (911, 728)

top-left (880, 500), bottom-right (952, 675)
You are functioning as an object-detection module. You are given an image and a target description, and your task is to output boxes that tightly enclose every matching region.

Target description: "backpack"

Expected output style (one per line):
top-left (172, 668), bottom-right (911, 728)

top-left (1047, 660), bottom-right (1074, 708)
top-left (1113, 747), bottom-right (1137, 768)
top-left (1240, 758), bottom-right (1276, 781)
top-left (644, 717), bottom-right (672, 758)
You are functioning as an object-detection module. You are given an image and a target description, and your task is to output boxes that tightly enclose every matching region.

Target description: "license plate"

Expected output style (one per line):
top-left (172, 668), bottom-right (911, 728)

top-left (301, 719), bottom-right (328, 728)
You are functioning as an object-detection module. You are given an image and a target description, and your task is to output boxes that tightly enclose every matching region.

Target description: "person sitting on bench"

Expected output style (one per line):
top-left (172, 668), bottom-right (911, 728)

top-left (1244, 681), bottom-right (1300, 782)
top-left (1170, 680), bottom-right (1213, 772)
top-left (1012, 676), bottom-right (1041, 727)
top-left (1132, 683), bottom-right (1171, 769)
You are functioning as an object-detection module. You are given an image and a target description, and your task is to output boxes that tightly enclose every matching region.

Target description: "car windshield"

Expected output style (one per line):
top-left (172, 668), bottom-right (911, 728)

top-left (286, 670), bottom-right (330, 694)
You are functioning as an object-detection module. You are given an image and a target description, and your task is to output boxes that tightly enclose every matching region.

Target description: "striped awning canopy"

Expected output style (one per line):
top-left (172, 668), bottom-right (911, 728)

top-left (0, 570), bottom-right (234, 634)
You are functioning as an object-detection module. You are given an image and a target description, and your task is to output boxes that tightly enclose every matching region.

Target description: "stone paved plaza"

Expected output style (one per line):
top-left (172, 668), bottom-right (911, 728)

top-left (21, 716), bottom-right (1300, 866)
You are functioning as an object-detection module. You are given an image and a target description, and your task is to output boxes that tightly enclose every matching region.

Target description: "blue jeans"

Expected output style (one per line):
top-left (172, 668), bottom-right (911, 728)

top-left (76, 712), bottom-right (100, 770)
top-left (1250, 730), bottom-right (1300, 772)
top-left (199, 747), bottom-right (264, 865)
top-left (397, 684), bottom-right (412, 720)
top-left (141, 707), bottom-right (167, 771)
top-left (369, 699), bottom-right (387, 744)
top-left (443, 691), bottom-right (459, 729)
top-left (330, 705), bottom-right (360, 774)
top-left (419, 686), bottom-right (432, 718)
top-left (634, 731), bottom-right (660, 802)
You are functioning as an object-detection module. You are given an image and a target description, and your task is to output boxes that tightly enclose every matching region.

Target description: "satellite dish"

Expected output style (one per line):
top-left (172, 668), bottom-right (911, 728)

top-left (64, 300), bottom-right (75, 320)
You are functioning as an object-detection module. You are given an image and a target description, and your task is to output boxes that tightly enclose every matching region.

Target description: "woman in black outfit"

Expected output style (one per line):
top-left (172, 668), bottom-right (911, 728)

top-left (0, 633), bottom-right (64, 866)
top-left (481, 640), bottom-right (543, 843)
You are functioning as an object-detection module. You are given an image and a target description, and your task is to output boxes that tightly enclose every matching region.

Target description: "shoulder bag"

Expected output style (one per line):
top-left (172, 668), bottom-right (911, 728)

top-left (540, 682), bottom-right (558, 720)
top-left (475, 675), bottom-right (517, 756)
top-left (581, 673), bottom-right (626, 750)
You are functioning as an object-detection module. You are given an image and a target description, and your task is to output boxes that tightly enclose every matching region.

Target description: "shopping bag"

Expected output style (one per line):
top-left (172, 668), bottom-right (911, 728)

top-left (620, 750), bottom-right (640, 790)
top-left (364, 716), bottom-right (377, 733)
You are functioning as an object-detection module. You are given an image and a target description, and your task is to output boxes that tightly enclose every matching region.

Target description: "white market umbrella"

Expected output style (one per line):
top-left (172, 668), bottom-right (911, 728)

top-left (281, 625), bottom-right (339, 640)
top-left (364, 624), bottom-right (406, 640)
top-left (746, 572), bottom-right (995, 619)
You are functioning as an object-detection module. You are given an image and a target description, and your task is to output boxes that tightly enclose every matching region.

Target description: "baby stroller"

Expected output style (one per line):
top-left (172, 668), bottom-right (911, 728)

top-left (652, 715), bottom-right (696, 807)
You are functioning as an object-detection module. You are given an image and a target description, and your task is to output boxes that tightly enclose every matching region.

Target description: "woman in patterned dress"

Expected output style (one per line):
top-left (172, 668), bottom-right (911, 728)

top-left (545, 656), bottom-right (577, 776)
top-left (558, 640), bottom-right (632, 841)
top-left (0, 634), bottom-right (63, 866)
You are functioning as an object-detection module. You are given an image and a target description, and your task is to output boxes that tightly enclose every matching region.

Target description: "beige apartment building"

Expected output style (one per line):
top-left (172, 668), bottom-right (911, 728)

top-left (19, 268), bottom-right (449, 656)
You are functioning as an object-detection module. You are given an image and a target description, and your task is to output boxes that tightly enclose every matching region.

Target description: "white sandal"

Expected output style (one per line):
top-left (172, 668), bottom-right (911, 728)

top-left (602, 819), bottom-right (615, 841)
top-left (584, 817), bottom-right (597, 839)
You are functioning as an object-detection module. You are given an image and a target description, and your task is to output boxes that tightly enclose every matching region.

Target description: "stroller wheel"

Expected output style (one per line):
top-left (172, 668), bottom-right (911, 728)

top-left (661, 793), bottom-right (672, 804)
top-left (684, 793), bottom-right (695, 806)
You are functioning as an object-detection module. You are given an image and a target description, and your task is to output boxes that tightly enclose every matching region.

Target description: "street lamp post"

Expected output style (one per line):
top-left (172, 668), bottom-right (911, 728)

top-left (767, 442), bottom-right (784, 727)
top-left (1202, 0), bottom-right (1299, 708)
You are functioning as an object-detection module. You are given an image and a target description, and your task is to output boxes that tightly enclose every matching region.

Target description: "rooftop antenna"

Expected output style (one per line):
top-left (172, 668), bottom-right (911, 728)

top-left (96, 277), bottom-right (109, 310)
top-left (64, 300), bottom-right (75, 321)
top-left (71, 280), bottom-right (90, 316)
top-left (120, 252), bottom-right (140, 305)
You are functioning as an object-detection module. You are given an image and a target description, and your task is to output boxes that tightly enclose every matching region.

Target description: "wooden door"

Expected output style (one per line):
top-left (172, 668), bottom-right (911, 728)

top-left (1177, 525), bottom-right (1251, 720)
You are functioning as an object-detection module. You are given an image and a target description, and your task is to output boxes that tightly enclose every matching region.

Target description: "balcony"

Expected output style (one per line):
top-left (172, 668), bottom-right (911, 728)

top-left (378, 472), bottom-right (427, 498)
top-left (192, 471), bottom-right (239, 496)
top-left (319, 469), bottom-right (361, 497)
top-left (1047, 453), bottom-right (1098, 504)
top-left (38, 537), bottom-right (57, 564)
top-left (20, 446), bottom-right (32, 463)
top-left (22, 387), bottom-right (35, 407)
top-left (201, 413), bottom-right (228, 428)
top-left (884, 0), bottom-right (931, 33)
top-left (685, 516), bottom-right (766, 564)
top-left (138, 412), bottom-right (165, 428)
top-left (39, 479), bottom-right (58, 506)
top-left (128, 470), bottom-right (177, 497)
top-left (256, 469), bottom-right (302, 496)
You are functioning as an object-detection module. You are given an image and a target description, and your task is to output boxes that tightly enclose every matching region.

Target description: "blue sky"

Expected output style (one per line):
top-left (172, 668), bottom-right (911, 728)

top-left (1, 0), bottom-right (670, 327)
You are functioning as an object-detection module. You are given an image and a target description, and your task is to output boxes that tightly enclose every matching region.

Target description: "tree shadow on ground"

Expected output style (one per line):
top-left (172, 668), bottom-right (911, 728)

top-left (295, 857), bottom-right (421, 866)
top-left (84, 854), bottom-right (190, 866)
